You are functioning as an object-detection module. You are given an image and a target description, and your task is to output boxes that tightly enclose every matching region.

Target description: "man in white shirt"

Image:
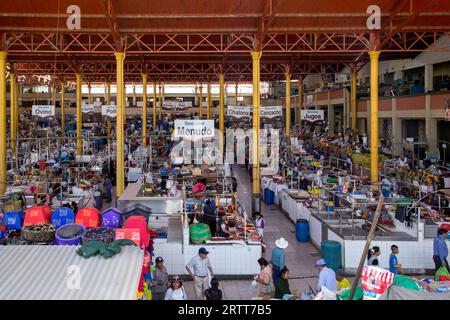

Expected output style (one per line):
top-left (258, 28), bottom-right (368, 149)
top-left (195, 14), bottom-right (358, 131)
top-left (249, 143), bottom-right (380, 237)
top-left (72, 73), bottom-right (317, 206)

top-left (315, 259), bottom-right (337, 292)
top-left (185, 247), bottom-right (214, 299)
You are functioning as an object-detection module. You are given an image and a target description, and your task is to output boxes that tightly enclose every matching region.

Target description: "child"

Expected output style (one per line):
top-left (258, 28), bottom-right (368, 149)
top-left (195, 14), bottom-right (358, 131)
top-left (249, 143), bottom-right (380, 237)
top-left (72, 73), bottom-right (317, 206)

top-left (389, 245), bottom-right (401, 274)
top-left (336, 270), bottom-right (351, 291)
top-left (367, 246), bottom-right (381, 266)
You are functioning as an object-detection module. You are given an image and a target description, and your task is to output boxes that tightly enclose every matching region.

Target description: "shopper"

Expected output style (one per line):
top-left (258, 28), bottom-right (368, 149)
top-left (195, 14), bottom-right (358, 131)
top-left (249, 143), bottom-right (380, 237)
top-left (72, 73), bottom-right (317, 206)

top-left (185, 247), bottom-right (214, 300)
top-left (204, 277), bottom-right (223, 300)
top-left (254, 212), bottom-right (265, 241)
top-left (255, 258), bottom-right (274, 299)
top-left (164, 275), bottom-right (187, 300)
top-left (271, 237), bottom-right (288, 286)
top-left (315, 259), bottom-right (337, 292)
top-left (103, 174), bottom-right (113, 203)
top-left (389, 245), bottom-right (401, 275)
top-left (203, 199), bottom-right (217, 236)
top-left (151, 257), bottom-right (169, 300)
top-left (433, 228), bottom-right (449, 272)
top-left (367, 246), bottom-right (381, 266)
top-left (274, 267), bottom-right (291, 299)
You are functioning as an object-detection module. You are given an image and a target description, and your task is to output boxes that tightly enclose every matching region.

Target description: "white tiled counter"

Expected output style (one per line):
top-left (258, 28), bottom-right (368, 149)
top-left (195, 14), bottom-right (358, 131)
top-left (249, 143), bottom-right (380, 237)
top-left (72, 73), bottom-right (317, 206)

top-left (152, 215), bottom-right (262, 276)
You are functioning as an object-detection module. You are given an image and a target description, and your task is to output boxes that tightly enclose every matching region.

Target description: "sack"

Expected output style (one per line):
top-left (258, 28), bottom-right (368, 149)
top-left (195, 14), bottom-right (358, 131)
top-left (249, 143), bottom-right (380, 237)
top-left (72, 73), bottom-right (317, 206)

top-left (435, 266), bottom-right (450, 281)
top-left (189, 223), bottom-right (211, 243)
top-left (3, 211), bottom-right (23, 231)
top-left (251, 280), bottom-right (258, 288)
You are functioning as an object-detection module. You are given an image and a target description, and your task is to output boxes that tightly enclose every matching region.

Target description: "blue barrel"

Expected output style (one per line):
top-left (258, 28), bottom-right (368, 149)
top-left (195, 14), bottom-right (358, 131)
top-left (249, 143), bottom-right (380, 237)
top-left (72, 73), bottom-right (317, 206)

top-left (264, 188), bottom-right (274, 205)
top-left (321, 240), bottom-right (342, 271)
top-left (296, 219), bottom-right (309, 242)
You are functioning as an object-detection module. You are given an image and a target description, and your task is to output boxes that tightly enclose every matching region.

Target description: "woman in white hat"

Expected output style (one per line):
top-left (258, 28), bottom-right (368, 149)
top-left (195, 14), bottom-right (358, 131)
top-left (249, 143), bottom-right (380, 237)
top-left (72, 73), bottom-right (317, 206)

top-left (271, 237), bottom-right (288, 286)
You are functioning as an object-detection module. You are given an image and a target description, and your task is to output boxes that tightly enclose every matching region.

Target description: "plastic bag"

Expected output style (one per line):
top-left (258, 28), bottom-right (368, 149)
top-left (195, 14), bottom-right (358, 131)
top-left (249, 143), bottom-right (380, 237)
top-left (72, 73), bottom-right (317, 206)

top-left (435, 266), bottom-right (450, 281)
top-left (251, 280), bottom-right (258, 289)
top-left (314, 286), bottom-right (337, 300)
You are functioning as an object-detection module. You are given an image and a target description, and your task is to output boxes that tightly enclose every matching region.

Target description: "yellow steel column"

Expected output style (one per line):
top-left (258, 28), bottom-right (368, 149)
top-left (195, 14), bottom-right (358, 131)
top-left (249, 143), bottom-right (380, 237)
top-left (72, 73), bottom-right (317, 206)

top-left (52, 84), bottom-right (56, 107)
top-left (76, 73), bottom-right (82, 156)
top-left (369, 50), bottom-right (380, 183)
top-left (115, 52), bottom-right (125, 197)
top-left (298, 77), bottom-right (303, 129)
top-left (198, 83), bottom-right (203, 118)
top-left (285, 71), bottom-right (291, 137)
top-left (142, 73), bottom-right (148, 147)
top-left (158, 83), bottom-right (162, 120)
top-left (14, 81), bottom-right (19, 135)
top-left (351, 70), bottom-right (357, 131)
top-left (61, 81), bottom-right (65, 138)
top-left (0, 52), bottom-right (7, 195)
top-left (251, 50), bottom-right (262, 216)
top-left (10, 72), bottom-right (16, 154)
top-left (207, 81), bottom-right (211, 119)
top-left (106, 81), bottom-right (111, 139)
top-left (219, 74), bottom-right (225, 153)
top-left (153, 81), bottom-right (157, 129)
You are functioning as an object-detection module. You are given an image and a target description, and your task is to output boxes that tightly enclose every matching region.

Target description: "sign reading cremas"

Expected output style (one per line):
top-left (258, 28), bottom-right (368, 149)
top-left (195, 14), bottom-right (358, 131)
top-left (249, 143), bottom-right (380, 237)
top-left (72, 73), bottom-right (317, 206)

top-left (101, 105), bottom-right (117, 118)
top-left (227, 105), bottom-right (251, 118)
top-left (302, 110), bottom-right (325, 122)
top-left (174, 119), bottom-right (215, 139)
top-left (260, 106), bottom-right (282, 119)
top-left (32, 105), bottom-right (55, 118)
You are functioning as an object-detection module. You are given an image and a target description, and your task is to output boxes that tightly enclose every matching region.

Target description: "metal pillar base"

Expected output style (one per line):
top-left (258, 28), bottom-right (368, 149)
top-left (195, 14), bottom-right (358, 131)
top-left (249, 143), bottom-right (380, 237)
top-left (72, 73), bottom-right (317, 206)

top-left (252, 194), bottom-right (261, 218)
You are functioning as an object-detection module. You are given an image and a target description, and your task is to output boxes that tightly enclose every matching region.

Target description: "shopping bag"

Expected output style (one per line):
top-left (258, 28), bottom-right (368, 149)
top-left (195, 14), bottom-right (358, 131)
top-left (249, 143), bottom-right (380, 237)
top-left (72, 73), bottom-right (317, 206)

top-left (314, 286), bottom-right (336, 300)
top-left (435, 266), bottom-right (450, 281)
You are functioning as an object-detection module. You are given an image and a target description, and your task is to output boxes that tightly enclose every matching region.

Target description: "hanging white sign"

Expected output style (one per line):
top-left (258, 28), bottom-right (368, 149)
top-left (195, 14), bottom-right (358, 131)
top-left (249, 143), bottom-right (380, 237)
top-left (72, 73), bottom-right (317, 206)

top-left (227, 105), bottom-right (251, 118)
top-left (302, 110), bottom-right (324, 122)
top-left (101, 105), bottom-right (117, 118)
top-left (32, 105), bottom-right (55, 118)
top-left (82, 104), bottom-right (95, 114)
top-left (174, 119), bottom-right (215, 139)
top-left (260, 106), bottom-right (282, 119)
top-left (162, 102), bottom-right (177, 110)
top-left (177, 101), bottom-right (193, 109)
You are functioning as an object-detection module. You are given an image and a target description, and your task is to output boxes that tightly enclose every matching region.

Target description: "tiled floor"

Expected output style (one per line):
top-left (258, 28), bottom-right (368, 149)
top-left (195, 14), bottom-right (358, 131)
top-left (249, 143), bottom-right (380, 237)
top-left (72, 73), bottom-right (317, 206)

top-left (181, 165), bottom-right (323, 300)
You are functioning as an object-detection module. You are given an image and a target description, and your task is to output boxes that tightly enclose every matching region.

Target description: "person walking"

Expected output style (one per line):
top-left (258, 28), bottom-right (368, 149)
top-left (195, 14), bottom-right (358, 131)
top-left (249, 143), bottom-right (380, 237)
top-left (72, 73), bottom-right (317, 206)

top-left (151, 257), bottom-right (169, 300)
top-left (389, 245), bottom-right (401, 275)
top-left (164, 276), bottom-right (188, 300)
top-left (255, 212), bottom-right (265, 250)
top-left (315, 259), bottom-right (337, 292)
top-left (185, 247), bottom-right (214, 300)
top-left (255, 258), bottom-right (275, 299)
top-left (433, 228), bottom-right (449, 272)
top-left (204, 277), bottom-right (223, 300)
top-left (103, 174), bottom-right (113, 203)
top-left (271, 237), bottom-right (288, 286)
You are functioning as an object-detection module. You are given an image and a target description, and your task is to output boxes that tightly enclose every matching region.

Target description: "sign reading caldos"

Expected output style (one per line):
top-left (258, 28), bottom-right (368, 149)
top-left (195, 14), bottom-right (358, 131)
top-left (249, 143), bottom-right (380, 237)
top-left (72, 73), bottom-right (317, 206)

top-left (174, 119), bottom-right (215, 140)
top-left (162, 102), bottom-right (177, 110)
top-left (227, 105), bottom-right (251, 119)
top-left (260, 106), bottom-right (282, 119)
top-left (32, 105), bottom-right (55, 118)
top-left (302, 110), bottom-right (324, 123)
top-left (101, 105), bottom-right (117, 118)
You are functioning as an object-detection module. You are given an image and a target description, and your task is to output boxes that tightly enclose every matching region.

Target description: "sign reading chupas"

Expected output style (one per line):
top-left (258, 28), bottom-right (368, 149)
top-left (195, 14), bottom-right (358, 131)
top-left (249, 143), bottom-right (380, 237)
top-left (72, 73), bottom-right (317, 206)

top-left (302, 110), bottom-right (325, 122)
top-left (101, 105), bottom-right (117, 118)
top-left (227, 105), bottom-right (251, 118)
top-left (32, 105), bottom-right (55, 118)
top-left (81, 104), bottom-right (95, 114)
top-left (174, 119), bottom-right (215, 139)
top-left (260, 106), bottom-right (282, 119)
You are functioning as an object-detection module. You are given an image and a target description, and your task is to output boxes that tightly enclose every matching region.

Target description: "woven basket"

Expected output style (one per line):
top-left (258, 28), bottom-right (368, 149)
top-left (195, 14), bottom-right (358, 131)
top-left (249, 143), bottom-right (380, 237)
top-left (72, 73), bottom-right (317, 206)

top-left (22, 224), bottom-right (55, 242)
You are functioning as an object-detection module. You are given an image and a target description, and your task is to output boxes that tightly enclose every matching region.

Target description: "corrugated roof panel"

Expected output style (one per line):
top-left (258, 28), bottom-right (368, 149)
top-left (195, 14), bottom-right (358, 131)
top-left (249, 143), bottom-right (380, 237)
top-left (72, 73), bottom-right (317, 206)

top-left (0, 245), bottom-right (144, 300)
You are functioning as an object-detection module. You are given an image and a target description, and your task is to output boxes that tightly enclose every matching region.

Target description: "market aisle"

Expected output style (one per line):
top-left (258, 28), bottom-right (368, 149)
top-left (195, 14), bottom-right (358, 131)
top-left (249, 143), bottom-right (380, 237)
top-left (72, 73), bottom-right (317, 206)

top-left (180, 165), bottom-right (323, 300)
